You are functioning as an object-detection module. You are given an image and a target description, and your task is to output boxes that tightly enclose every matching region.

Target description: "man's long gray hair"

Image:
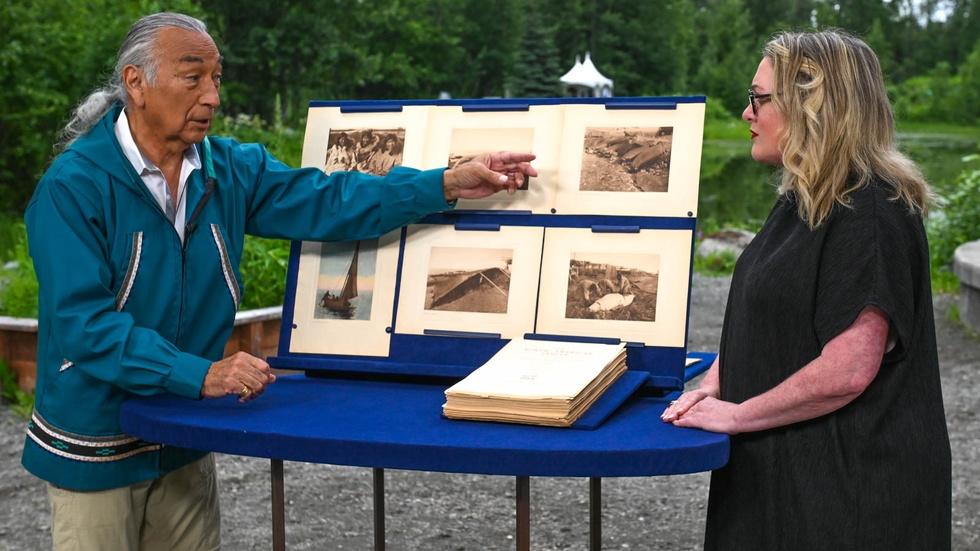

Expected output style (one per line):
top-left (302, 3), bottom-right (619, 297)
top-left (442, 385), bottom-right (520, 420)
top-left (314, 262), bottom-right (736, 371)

top-left (56, 12), bottom-right (208, 151)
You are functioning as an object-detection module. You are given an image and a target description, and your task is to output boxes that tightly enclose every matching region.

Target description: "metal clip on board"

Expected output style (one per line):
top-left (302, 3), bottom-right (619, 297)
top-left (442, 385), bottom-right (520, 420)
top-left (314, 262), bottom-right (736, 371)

top-left (453, 223), bottom-right (501, 232)
top-left (461, 103), bottom-right (530, 112)
top-left (523, 333), bottom-right (622, 346)
top-left (604, 100), bottom-right (678, 110)
top-left (423, 329), bottom-right (502, 339)
top-left (340, 104), bottom-right (404, 113)
top-left (590, 225), bottom-right (641, 234)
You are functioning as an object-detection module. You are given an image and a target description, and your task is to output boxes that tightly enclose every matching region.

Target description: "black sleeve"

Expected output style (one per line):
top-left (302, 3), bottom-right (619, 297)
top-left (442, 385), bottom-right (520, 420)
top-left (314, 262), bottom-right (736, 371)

top-left (812, 186), bottom-right (919, 363)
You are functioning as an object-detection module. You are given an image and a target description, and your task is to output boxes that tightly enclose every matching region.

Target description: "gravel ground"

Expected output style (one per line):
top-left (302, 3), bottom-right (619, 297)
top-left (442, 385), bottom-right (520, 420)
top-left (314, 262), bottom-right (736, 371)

top-left (1, 274), bottom-right (977, 550)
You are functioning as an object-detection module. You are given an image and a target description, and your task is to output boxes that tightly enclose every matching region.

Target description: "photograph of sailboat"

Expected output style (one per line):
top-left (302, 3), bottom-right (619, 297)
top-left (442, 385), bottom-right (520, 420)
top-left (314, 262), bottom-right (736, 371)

top-left (315, 239), bottom-right (378, 320)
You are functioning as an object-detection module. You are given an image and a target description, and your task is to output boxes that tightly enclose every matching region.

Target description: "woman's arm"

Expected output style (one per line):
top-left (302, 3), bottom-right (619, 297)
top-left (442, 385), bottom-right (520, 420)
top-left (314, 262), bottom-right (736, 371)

top-left (664, 306), bottom-right (888, 434)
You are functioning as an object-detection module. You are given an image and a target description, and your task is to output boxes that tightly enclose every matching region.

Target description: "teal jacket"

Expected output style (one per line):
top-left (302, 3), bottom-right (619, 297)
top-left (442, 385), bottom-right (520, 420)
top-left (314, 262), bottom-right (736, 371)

top-left (22, 104), bottom-right (451, 491)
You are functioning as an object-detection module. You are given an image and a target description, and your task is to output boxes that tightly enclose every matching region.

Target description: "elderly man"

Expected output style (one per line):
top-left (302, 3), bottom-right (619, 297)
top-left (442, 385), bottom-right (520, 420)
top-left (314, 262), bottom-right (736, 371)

top-left (23, 12), bottom-right (535, 551)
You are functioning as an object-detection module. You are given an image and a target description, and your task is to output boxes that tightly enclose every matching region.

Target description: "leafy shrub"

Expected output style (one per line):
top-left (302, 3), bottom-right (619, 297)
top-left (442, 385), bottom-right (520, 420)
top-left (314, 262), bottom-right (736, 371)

top-left (238, 236), bottom-right (291, 310)
top-left (0, 212), bottom-right (23, 259)
top-left (210, 103), bottom-right (303, 168)
top-left (694, 250), bottom-right (739, 277)
top-left (0, 222), bottom-right (38, 318)
top-left (0, 359), bottom-right (34, 419)
top-left (927, 152), bottom-right (980, 292)
top-left (703, 100), bottom-right (746, 140)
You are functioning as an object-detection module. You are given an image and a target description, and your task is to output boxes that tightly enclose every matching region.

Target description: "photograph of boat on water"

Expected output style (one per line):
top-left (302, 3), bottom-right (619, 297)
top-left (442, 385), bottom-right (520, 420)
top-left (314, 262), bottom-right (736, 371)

top-left (315, 239), bottom-right (377, 321)
top-left (289, 231), bottom-right (401, 357)
top-left (396, 224), bottom-right (543, 339)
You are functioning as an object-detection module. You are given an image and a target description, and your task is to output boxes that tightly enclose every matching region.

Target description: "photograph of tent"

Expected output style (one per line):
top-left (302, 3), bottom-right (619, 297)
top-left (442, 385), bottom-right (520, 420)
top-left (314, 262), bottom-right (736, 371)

top-left (424, 247), bottom-right (513, 313)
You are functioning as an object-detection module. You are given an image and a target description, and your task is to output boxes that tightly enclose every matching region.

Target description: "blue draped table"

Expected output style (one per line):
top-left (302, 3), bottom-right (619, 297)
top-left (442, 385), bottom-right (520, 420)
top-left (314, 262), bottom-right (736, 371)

top-left (121, 374), bottom-right (728, 549)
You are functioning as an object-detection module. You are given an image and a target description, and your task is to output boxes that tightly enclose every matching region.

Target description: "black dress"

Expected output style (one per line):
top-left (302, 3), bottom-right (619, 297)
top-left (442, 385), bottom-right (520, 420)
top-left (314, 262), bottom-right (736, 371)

top-left (705, 182), bottom-right (951, 550)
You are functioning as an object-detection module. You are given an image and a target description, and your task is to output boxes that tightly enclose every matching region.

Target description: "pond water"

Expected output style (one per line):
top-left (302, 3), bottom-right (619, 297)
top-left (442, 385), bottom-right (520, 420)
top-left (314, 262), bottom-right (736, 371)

top-left (698, 134), bottom-right (979, 232)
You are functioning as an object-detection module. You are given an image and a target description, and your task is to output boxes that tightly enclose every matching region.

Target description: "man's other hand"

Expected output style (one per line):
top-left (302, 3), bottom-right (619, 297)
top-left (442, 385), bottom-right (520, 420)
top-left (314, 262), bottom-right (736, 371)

top-left (202, 351), bottom-right (276, 403)
top-left (443, 152), bottom-right (538, 202)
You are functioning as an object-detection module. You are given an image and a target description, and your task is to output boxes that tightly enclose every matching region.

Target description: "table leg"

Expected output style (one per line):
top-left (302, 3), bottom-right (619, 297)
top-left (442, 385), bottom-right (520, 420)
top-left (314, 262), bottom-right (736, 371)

top-left (516, 476), bottom-right (530, 551)
top-left (373, 468), bottom-right (385, 551)
top-left (271, 459), bottom-right (285, 551)
top-left (589, 477), bottom-right (601, 551)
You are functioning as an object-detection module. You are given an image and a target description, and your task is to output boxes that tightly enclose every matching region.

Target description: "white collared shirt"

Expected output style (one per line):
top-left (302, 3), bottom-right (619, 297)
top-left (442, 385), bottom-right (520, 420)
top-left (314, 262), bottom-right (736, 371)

top-left (114, 108), bottom-right (201, 242)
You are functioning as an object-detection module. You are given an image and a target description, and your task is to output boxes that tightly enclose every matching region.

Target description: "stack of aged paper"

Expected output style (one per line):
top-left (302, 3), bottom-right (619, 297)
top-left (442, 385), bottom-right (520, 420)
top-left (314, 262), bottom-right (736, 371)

top-left (443, 338), bottom-right (628, 427)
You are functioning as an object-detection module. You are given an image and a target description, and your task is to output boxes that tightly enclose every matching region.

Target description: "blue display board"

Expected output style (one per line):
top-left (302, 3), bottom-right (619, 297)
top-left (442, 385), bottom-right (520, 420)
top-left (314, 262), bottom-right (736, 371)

top-left (269, 96), bottom-right (707, 393)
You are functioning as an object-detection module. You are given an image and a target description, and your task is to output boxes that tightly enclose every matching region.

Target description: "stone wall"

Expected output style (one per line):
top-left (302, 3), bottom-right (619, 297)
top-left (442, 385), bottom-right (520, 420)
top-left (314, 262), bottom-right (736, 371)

top-left (953, 240), bottom-right (980, 333)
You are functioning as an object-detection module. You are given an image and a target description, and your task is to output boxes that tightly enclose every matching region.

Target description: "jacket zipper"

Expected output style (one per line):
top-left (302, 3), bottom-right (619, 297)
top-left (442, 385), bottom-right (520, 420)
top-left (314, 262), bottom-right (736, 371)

top-left (175, 174), bottom-right (218, 345)
top-left (119, 173), bottom-right (183, 467)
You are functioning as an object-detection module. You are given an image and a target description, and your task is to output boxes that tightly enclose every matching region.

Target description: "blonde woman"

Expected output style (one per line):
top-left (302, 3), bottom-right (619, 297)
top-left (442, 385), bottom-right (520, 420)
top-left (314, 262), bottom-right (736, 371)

top-left (662, 30), bottom-right (950, 549)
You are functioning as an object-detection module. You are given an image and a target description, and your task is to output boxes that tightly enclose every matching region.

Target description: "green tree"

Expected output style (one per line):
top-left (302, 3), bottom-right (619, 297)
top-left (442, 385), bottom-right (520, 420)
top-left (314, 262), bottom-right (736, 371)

top-left (865, 18), bottom-right (895, 78)
top-left (954, 39), bottom-right (980, 122)
top-left (452, 0), bottom-right (521, 98)
top-left (690, 0), bottom-right (758, 115)
top-left (508, 3), bottom-right (563, 97)
top-left (0, 0), bottom-right (202, 212)
top-left (590, 0), bottom-right (696, 96)
top-left (742, 0), bottom-right (817, 38)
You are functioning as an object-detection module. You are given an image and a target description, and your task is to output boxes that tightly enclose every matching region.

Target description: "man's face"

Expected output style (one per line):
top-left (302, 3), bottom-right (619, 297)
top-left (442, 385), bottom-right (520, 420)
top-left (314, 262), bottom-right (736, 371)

top-left (140, 27), bottom-right (222, 148)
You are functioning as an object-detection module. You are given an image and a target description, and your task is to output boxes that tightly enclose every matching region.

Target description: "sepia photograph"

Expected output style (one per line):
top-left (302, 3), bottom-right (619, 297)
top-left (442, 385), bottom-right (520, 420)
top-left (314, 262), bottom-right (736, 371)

top-left (447, 127), bottom-right (534, 191)
top-left (537, 228), bottom-right (691, 346)
top-left (324, 128), bottom-right (405, 175)
top-left (565, 252), bottom-right (660, 321)
top-left (314, 239), bottom-right (379, 321)
top-left (395, 225), bottom-right (542, 339)
top-left (424, 246), bottom-right (513, 313)
top-left (579, 127), bottom-right (673, 192)
top-left (289, 232), bottom-right (401, 357)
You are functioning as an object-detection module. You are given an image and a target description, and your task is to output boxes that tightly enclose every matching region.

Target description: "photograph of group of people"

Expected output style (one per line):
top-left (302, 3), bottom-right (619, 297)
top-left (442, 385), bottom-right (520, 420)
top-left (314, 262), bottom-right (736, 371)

top-left (324, 128), bottom-right (405, 176)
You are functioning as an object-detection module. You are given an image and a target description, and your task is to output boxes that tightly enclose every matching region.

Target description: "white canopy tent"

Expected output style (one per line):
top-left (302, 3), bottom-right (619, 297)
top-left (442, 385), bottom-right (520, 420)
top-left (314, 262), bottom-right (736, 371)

top-left (560, 52), bottom-right (614, 97)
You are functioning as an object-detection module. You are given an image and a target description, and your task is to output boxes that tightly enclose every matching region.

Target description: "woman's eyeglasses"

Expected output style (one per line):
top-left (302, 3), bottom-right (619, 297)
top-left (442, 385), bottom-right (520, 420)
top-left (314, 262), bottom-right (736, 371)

top-left (748, 89), bottom-right (773, 115)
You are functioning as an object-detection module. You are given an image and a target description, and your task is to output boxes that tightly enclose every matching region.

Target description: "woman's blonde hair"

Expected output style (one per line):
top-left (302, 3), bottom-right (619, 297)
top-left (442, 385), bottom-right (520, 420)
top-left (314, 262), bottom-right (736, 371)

top-left (764, 30), bottom-right (933, 228)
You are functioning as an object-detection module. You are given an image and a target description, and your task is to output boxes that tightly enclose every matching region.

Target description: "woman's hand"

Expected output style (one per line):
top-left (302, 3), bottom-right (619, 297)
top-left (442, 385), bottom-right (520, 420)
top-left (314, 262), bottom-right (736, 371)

top-left (660, 388), bottom-right (716, 423)
top-left (668, 397), bottom-right (742, 435)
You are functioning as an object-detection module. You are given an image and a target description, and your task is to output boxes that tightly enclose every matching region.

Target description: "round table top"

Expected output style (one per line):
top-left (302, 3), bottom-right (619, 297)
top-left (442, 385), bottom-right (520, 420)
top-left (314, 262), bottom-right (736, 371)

top-left (121, 375), bottom-right (728, 477)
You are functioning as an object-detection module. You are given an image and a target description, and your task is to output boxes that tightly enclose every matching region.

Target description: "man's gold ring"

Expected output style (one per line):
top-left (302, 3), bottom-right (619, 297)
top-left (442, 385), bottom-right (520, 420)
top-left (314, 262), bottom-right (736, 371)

top-left (239, 384), bottom-right (251, 398)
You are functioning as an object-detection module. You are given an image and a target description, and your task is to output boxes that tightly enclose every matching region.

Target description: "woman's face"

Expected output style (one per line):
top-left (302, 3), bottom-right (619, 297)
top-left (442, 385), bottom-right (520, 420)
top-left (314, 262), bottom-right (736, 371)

top-left (742, 58), bottom-right (785, 166)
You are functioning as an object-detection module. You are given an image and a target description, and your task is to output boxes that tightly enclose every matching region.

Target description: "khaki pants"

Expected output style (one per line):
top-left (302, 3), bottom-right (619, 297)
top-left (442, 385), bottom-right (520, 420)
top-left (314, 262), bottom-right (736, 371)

top-left (48, 454), bottom-right (220, 551)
